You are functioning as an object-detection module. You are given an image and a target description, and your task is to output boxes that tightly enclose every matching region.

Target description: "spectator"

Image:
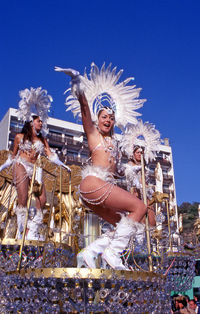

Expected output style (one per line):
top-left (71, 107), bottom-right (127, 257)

top-left (189, 299), bottom-right (200, 314)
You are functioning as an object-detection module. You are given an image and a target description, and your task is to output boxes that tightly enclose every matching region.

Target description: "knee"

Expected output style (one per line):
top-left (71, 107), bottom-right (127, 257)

top-left (18, 196), bottom-right (28, 207)
top-left (148, 208), bottom-right (156, 226)
top-left (138, 202), bottom-right (147, 216)
top-left (40, 195), bottom-right (46, 208)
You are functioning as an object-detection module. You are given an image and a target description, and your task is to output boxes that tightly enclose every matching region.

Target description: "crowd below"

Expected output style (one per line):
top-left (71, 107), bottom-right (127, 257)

top-left (171, 295), bottom-right (200, 313)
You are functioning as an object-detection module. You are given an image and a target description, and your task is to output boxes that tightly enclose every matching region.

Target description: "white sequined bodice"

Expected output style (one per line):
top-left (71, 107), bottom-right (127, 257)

top-left (18, 139), bottom-right (44, 155)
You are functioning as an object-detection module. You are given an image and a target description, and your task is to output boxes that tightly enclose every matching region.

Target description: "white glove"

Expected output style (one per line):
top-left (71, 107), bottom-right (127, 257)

top-left (54, 66), bottom-right (85, 97)
top-left (54, 67), bottom-right (80, 77)
top-left (0, 155), bottom-right (13, 172)
top-left (49, 153), bottom-right (71, 172)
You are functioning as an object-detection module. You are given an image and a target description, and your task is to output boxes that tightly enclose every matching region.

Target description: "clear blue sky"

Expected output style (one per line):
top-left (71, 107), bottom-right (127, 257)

top-left (0, 0), bottom-right (199, 205)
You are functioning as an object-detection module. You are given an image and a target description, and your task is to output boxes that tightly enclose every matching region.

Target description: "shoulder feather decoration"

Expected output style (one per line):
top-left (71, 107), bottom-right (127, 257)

top-left (120, 120), bottom-right (161, 163)
top-left (17, 87), bottom-right (53, 135)
top-left (64, 62), bottom-right (146, 129)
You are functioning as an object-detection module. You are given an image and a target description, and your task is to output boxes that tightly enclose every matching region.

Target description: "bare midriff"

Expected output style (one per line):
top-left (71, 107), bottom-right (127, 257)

top-left (18, 150), bottom-right (40, 164)
top-left (90, 148), bottom-right (116, 173)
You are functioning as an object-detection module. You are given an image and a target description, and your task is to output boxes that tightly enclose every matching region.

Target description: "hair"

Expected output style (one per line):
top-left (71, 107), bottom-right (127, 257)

top-left (133, 145), bottom-right (144, 154)
top-left (189, 299), bottom-right (196, 304)
top-left (21, 115), bottom-right (45, 144)
top-left (184, 295), bottom-right (190, 302)
top-left (177, 297), bottom-right (187, 308)
top-left (130, 145), bottom-right (145, 165)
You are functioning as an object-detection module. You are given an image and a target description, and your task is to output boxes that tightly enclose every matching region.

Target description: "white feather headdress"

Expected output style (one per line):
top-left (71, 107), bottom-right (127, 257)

top-left (120, 120), bottom-right (161, 163)
top-left (17, 87), bottom-right (53, 135)
top-left (65, 63), bottom-right (146, 129)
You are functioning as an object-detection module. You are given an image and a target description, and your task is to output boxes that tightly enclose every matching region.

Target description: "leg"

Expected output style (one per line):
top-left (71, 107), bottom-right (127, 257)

top-left (36, 184), bottom-right (46, 209)
top-left (80, 176), bottom-right (147, 224)
top-left (80, 176), bottom-right (147, 269)
top-left (13, 163), bottom-right (29, 207)
top-left (13, 163), bottom-right (29, 238)
top-left (27, 184), bottom-right (46, 241)
top-left (77, 230), bottom-right (114, 268)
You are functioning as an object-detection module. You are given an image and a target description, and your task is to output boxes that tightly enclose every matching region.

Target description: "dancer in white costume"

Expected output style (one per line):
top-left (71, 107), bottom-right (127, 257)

top-left (0, 87), bottom-right (70, 240)
top-left (120, 120), bottom-right (161, 228)
top-left (55, 63), bottom-right (151, 270)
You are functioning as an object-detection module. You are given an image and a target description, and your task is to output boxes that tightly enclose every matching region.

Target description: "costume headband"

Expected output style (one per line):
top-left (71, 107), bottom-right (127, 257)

top-left (58, 63), bottom-right (146, 130)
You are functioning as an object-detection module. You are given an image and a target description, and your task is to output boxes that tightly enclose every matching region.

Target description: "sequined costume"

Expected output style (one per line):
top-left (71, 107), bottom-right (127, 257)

top-left (80, 165), bottom-right (116, 205)
top-left (124, 163), bottom-right (153, 200)
top-left (13, 139), bottom-right (45, 186)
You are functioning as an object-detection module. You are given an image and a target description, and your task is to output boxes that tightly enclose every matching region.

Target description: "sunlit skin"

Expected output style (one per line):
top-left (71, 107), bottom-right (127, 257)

top-left (33, 116), bottom-right (43, 133)
top-left (97, 110), bottom-right (115, 136)
top-left (78, 92), bottom-right (148, 226)
top-left (133, 149), bottom-right (142, 163)
top-left (128, 147), bottom-right (143, 166)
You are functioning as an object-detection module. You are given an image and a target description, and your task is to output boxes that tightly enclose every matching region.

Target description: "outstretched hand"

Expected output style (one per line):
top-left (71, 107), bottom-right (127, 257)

top-left (55, 65), bottom-right (85, 97)
top-left (54, 66), bottom-right (80, 78)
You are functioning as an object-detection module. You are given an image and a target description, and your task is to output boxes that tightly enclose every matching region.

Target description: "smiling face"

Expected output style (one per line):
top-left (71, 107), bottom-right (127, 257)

top-left (32, 116), bottom-right (43, 133)
top-left (97, 109), bottom-right (115, 136)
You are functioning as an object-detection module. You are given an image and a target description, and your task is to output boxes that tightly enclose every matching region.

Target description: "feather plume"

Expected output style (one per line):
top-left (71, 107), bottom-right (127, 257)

top-left (120, 120), bottom-right (161, 163)
top-left (65, 63), bottom-right (146, 129)
top-left (17, 87), bottom-right (53, 135)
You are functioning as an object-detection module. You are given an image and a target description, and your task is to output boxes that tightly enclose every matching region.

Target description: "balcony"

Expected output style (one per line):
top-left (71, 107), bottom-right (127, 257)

top-left (150, 157), bottom-right (171, 168)
top-left (65, 155), bottom-right (88, 165)
top-left (48, 134), bottom-right (88, 150)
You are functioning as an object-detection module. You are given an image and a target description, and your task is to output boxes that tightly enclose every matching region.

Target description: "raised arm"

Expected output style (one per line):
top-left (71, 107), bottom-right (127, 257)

top-left (77, 92), bottom-right (96, 137)
top-left (54, 66), bottom-right (96, 139)
top-left (43, 138), bottom-right (52, 158)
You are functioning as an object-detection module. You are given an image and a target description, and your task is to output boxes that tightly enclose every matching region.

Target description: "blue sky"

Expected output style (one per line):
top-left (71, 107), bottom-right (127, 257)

top-left (0, 0), bottom-right (199, 205)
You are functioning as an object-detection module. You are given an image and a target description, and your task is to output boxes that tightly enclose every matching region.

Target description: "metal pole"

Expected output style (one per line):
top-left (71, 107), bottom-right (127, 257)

top-left (59, 166), bottom-right (62, 243)
top-left (68, 172), bottom-right (72, 246)
top-left (166, 200), bottom-right (172, 251)
top-left (141, 154), bottom-right (153, 271)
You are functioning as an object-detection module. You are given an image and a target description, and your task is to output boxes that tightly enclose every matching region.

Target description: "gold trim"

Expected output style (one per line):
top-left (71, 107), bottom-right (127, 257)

top-left (0, 239), bottom-right (71, 250)
top-left (8, 267), bottom-right (164, 280)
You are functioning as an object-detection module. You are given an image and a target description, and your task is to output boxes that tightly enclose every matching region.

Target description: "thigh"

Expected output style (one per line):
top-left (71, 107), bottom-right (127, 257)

top-left (13, 163), bottom-right (29, 206)
top-left (38, 184), bottom-right (46, 208)
top-left (81, 177), bottom-right (146, 224)
top-left (146, 206), bottom-right (156, 226)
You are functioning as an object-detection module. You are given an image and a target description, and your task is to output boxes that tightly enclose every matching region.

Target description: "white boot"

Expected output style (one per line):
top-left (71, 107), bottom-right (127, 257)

top-left (14, 206), bottom-right (27, 239)
top-left (26, 208), bottom-right (44, 240)
top-left (102, 216), bottom-right (144, 270)
top-left (77, 230), bottom-right (114, 269)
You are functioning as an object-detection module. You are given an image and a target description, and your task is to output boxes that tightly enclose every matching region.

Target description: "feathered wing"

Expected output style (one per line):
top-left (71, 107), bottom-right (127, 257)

top-left (120, 120), bottom-right (161, 163)
top-left (65, 63), bottom-right (146, 129)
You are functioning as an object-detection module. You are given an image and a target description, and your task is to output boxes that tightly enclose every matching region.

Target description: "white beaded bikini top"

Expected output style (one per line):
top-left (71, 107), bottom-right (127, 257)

top-left (18, 139), bottom-right (44, 155)
top-left (88, 133), bottom-right (120, 167)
